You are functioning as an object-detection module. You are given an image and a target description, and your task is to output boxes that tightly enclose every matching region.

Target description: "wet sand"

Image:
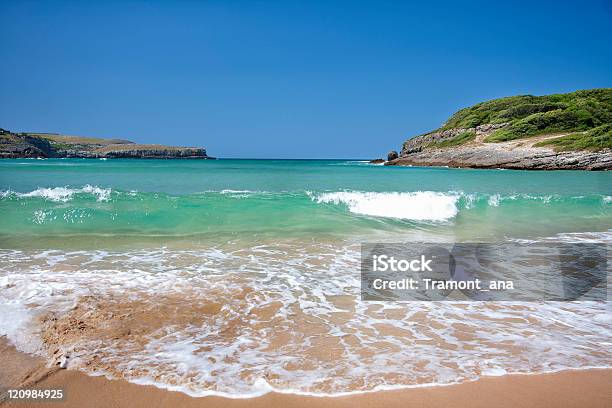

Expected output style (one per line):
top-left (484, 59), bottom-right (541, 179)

top-left (1, 337), bottom-right (611, 408)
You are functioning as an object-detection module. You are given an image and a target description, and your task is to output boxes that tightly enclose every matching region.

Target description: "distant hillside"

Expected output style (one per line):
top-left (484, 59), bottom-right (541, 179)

top-left (442, 88), bottom-right (612, 146)
top-left (31, 133), bottom-right (134, 146)
top-left (386, 89), bottom-right (611, 170)
top-left (0, 129), bottom-right (213, 159)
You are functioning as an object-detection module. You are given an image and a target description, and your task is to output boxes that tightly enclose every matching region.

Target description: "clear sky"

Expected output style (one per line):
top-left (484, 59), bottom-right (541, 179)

top-left (1, 1), bottom-right (611, 158)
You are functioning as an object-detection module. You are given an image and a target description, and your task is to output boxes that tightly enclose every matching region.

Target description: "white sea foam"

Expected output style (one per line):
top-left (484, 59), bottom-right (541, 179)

top-left (81, 185), bottom-right (112, 201)
top-left (487, 194), bottom-right (501, 207)
top-left (0, 238), bottom-right (610, 397)
top-left (544, 229), bottom-right (612, 243)
top-left (22, 187), bottom-right (76, 202)
top-left (218, 189), bottom-right (259, 198)
top-left (313, 191), bottom-right (460, 221)
top-left (219, 189), bottom-right (255, 194)
top-left (1, 185), bottom-right (111, 202)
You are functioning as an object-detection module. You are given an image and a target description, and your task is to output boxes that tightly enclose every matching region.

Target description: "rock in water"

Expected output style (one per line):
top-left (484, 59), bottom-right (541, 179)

top-left (387, 151), bottom-right (398, 161)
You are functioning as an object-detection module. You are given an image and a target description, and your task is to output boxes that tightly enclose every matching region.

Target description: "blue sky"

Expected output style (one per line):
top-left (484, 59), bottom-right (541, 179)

top-left (1, 1), bottom-right (611, 158)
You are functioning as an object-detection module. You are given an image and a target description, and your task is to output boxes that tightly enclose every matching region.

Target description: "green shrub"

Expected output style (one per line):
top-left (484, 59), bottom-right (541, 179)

top-left (486, 109), bottom-right (589, 142)
top-left (497, 102), bottom-right (567, 120)
top-left (533, 124), bottom-right (612, 152)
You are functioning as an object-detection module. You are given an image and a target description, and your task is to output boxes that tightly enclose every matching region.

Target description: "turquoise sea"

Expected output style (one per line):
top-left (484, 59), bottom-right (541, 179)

top-left (1, 158), bottom-right (610, 247)
top-left (0, 159), bottom-right (611, 397)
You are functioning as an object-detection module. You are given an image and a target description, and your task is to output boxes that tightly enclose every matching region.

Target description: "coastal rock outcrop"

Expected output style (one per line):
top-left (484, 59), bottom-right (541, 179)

top-left (387, 141), bottom-right (612, 170)
top-left (0, 129), bottom-right (54, 158)
top-left (98, 146), bottom-right (208, 159)
top-left (387, 150), bottom-right (399, 161)
top-left (0, 128), bottom-right (213, 159)
top-left (400, 124), bottom-right (508, 155)
top-left (385, 89), bottom-right (612, 170)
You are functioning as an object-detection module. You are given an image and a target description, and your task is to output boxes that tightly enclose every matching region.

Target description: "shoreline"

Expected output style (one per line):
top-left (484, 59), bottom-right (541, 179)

top-left (2, 338), bottom-right (611, 408)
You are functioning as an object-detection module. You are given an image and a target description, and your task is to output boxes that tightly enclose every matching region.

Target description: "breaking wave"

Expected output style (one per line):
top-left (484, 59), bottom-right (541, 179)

top-left (0, 187), bottom-right (609, 235)
top-left (1, 185), bottom-right (111, 202)
top-left (313, 191), bottom-right (460, 221)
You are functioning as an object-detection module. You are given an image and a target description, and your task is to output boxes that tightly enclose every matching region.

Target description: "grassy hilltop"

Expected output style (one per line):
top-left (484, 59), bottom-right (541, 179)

top-left (435, 88), bottom-right (612, 151)
top-left (392, 89), bottom-right (611, 169)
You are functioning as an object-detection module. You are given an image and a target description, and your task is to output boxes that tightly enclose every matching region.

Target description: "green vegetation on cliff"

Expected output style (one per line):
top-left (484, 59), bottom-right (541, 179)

top-left (534, 124), bottom-right (612, 152)
top-left (439, 89), bottom-right (611, 143)
top-left (430, 131), bottom-right (475, 148)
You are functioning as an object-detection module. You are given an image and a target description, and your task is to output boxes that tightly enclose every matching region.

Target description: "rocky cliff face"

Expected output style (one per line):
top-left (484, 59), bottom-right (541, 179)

top-left (386, 123), bottom-right (611, 170)
top-left (0, 130), bottom-right (54, 158)
top-left (389, 138), bottom-right (612, 170)
top-left (96, 146), bottom-right (208, 159)
top-left (0, 129), bottom-right (213, 159)
top-left (400, 124), bottom-right (508, 154)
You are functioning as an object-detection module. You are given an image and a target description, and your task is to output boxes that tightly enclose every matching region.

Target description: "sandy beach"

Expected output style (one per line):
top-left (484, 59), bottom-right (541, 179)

top-left (1, 337), bottom-right (611, 408)
top-left (2, 0), bottom-right (611, 405)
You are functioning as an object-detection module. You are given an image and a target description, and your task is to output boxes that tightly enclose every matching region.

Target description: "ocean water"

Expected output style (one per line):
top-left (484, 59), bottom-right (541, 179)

top-left (0, 158), bottom-right (611, 397)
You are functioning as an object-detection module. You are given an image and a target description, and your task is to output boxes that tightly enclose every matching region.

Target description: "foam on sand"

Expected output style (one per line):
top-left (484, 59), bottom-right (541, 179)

top-left (0, 238), bottom-right (610, 397)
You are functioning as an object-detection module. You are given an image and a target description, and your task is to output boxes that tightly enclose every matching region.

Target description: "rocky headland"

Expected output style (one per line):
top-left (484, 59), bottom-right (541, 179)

top-left (384, 89), bottom-right (612, 170)
top-left (0, 128), bottom-right (213, 159)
